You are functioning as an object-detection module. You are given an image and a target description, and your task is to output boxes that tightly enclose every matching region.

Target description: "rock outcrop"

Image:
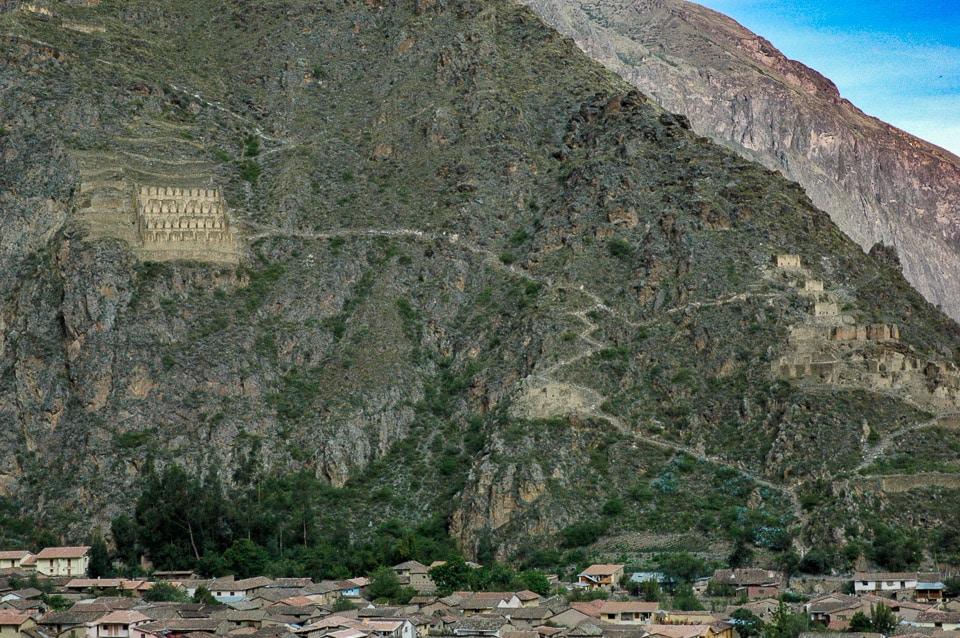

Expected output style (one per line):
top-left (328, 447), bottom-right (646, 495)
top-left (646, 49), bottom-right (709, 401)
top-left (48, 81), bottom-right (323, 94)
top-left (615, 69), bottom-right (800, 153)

top-left (522, 0), bottom-right (960, 322)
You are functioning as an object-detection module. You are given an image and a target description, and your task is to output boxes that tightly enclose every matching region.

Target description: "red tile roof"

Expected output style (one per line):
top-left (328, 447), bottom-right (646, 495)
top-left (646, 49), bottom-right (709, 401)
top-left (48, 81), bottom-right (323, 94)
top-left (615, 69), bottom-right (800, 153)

top-left (36, 546), bottom-right (91, 559)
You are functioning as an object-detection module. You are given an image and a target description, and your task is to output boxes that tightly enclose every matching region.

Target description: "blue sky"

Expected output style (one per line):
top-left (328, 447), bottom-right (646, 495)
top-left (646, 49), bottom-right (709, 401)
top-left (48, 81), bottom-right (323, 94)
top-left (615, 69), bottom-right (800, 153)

top-left (694, 0), bottom-right (960, 156)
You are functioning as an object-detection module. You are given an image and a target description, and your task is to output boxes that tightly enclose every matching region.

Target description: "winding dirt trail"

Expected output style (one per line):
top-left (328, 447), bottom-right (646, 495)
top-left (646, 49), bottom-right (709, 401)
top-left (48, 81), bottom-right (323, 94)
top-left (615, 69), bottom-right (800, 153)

top-left (246, 221), bottom-right (809, 526)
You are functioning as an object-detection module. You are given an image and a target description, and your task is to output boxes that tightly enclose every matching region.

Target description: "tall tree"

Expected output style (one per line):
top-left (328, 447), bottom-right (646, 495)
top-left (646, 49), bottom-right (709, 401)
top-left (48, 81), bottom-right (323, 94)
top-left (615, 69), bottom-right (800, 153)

top-left (87, 536), bottom-right (112, 578)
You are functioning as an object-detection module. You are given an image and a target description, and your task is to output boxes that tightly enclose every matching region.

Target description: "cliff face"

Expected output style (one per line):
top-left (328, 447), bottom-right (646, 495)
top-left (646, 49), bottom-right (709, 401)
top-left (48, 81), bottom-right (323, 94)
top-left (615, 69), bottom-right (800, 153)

top-left (521, 0), bottom-right (960, 322)
top-left (4, 0), bottom-right (960, 561)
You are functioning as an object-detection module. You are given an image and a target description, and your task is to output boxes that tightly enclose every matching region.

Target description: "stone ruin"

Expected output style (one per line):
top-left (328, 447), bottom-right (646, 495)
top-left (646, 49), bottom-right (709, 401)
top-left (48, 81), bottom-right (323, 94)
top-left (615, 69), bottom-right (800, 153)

top-left (769, 253), bottom-right (960, 409)
top-left (773, 254), bottom-right (802, 269)
top-left (137, 186), bottom-right (239, 262)
top-left (73, 152), bottom-right (241, 263)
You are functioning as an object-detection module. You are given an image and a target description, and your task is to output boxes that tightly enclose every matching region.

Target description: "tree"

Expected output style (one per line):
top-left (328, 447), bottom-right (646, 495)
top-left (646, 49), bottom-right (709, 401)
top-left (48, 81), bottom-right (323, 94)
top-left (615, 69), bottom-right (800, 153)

top-left (728, 540), bottom-right (754, 569)
top-left (870, 525), bottom-right (922, 571)
top-left (767, 601), bottom-right (810, 638)
top-left (519, 570), bottom-right (552, 596)
top-left (222, 538), bottom-right (268, 579)
top-left (870, 602), bottom-right (898, 635)
top-left (142, 581), bottom-right (189, 602)
top-left (849, 611), bottom-right (872, 632)
top-left (657, 552), bottom-right (707, 586)
top-left (429, 555), bottom-right (473, 594)
top-left (135, 465), bottom-right (230, 570)
top-left (367, 566), bottom-right (401, 602)
top-left (851, 603), bottom-right (898, 634)
top-left (110, 514), bottom-right (139, 568)
top-left (799, 549), bottom-right (834, 575)
top-left (638, 578), bottom-right (661, 602)
top-left (88, 536), bottom-right (112, 578)
top-left (671, 583), bottom-right (703, 611)
top-left (333, 597), bottom-right (356, 611)
top-left (730, 608), bottom-right (764, 638)
top-left (192, 585), bottom-right (219, 605)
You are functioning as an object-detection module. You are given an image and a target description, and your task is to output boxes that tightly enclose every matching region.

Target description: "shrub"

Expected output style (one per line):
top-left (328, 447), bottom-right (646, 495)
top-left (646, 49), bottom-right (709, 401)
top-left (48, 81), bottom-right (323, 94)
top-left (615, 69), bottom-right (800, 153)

top-left (239, 159), bottom-right (261, 181)
top-left (560, 520), bottom-right (608, 548)
top-left (608, 237), bottom-right (633, 260)
top-left (601, 498), bottom-right (625, 516)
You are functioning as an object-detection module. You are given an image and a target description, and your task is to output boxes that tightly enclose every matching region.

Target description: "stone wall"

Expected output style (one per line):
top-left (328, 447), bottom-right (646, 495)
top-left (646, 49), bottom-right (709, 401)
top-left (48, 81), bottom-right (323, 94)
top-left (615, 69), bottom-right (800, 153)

top-left (832, 324), bottom-right (899, 341)
top-left (774, 254), bottom-right (801, 268)
top-left (136, 186), bottom-right (240, 262)
top-left (73, 151), bottom-right (241, 263)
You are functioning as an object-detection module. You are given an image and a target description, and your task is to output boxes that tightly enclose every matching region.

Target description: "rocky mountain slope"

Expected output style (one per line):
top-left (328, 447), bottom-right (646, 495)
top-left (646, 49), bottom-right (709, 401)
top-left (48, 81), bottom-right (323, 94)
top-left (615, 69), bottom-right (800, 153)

top-left (2, 0), bottom-right (960, 566)
top-left (521, 0), bottom-right (960, 323)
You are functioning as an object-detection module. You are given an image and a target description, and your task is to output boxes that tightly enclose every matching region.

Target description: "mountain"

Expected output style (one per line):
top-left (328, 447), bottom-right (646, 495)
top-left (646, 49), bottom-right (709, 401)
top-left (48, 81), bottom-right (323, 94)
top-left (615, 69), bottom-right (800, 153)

top-left (2, 0), bottom-right (960, 570)
top-left (520, 0), bottom-right (960, 323)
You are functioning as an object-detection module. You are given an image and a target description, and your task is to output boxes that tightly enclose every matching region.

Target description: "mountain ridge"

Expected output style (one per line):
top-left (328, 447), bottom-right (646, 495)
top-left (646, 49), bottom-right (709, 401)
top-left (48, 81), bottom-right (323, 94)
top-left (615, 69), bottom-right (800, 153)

top-left (521, 0), bottom-right (960, 322)
top-left (1, 0), bottom-right (960, 570)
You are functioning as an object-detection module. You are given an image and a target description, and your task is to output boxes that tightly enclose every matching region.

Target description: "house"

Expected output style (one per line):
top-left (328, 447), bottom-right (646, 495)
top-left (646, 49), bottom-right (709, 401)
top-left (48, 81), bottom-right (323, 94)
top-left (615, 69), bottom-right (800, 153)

top-left (495, 607), bottom-right (553, 627)
top-left (914, 611), bottom-right (960, 631)
top-left (0, 554), bottom-right (34, 572)
top-left (450, 616), bottom-right (516, 638)
top-left (887, 600), bottom-right (932, 623)
top-left (360, 619), bottom-right (416, 638)
top-left (724, 598), bottom-right (780, 622)
top-left (805, 594), bottom-right (862, 627)
top-left (0, 613), bottom-right (36, 638)
top-left (93, 611), bottom-right (150, 638)
top-left (38, 609), bottom-right (107, 638)
top-left (454, 592), bottom-right (527, 615)
top-left (662, 612), bottom-right (718, 625)
top-left (597, 602), bottom-right (658, 625)
top-left (392, 562), bottom-right (437, 595)
top-left (710, 570), bottom-right (781, 599)
top-left (335, 580), bottom-right (366, 599)
top-left (34, 547), bottom-right (91, 577)
top-left (576, 565), bottom-right (624, 590)
top-left (211, 576), bottom-right (274, 602)
top-left (853, 572), bottom-right (917, 595)
top-left (304, 581), bottom-right (345, 607)
top-left (915, 581), bottom-right (945, 603)
top-left (643, 623), bottom-right (735, 638)
top-left (132, 619), bottom-right (228, 638)
top-left (65, 579), bottom-right (152, 595)
top-left (0, 590), bottom-right (42, 604)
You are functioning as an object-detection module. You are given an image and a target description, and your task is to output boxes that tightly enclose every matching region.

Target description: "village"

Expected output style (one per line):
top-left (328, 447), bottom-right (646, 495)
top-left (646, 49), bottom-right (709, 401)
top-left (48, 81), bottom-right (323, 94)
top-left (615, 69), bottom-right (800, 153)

top-left (0, 547), bottom-right (956, 638)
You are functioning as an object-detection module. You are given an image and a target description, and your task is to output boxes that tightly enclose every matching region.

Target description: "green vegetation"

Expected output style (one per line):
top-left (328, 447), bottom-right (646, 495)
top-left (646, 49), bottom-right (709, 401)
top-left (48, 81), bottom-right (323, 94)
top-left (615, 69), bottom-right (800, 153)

top-left (849, 603), bottom-right (897, 634)
top-left (239, 159), bottom-right (261, 181)
top-left (142, 581), bottom-right (189, 602)
top-left (6, 0), bottom-right (960, 565)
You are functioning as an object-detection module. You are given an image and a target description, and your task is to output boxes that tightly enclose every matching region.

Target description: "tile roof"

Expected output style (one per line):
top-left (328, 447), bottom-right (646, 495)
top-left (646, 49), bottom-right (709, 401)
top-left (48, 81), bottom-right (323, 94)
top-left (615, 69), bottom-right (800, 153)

top-left (0, 552), bottom-right (32, 561)
top-left (0, 612), bottom-right (34, 626)
top-left (136, 619), bottom-right (226, 633)
top-left (35, 546), bottom-right (91, 559)
top-left (643, 625), bottom-right (714, 638)
top-left (392, 561), bottom-right (429, 573)
top-left (277, 596), bottom-right (319, 607)
top-left (97, 611), bottom-right (151, 625)
top-left (496, 608), bottom-right (552, 620)
top-left (39, 610), bottom-right (108, 626)
top-left (599, 602), bottom-right (658, 614)
top-left (578, 565), bottom-right (625, 577)
top-left (853, 572), bottom-right (917, 582)
top-left (918, 612), bottom-right (960, 624)
top-left (711, 570), bottom-right (781, 586)
top-left (568, 601), bottom-right (605, 618)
